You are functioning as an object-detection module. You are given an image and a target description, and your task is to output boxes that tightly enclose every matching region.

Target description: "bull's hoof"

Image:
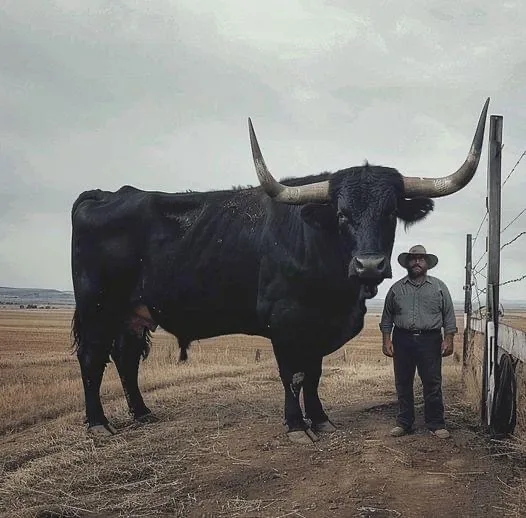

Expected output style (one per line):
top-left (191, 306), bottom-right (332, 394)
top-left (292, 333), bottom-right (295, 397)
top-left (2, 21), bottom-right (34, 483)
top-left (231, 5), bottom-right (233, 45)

top-left (311, 420), bottom-right (337, 433)
top-left (287, 429), bottom-right (319, 444)
top-left (134, 411), bottom-right (158, 424)
top-left (88, 423), bottom-right (117, 436)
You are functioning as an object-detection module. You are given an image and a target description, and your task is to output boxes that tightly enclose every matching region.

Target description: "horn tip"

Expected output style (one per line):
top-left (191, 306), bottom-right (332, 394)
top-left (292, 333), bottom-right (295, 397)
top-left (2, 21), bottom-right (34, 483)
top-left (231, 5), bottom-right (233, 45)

top-left (248, 118), bottom-right (256, 139)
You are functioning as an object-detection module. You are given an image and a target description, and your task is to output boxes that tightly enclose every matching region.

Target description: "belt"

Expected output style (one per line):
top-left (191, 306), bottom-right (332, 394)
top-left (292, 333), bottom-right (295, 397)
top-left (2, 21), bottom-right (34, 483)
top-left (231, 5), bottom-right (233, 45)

top-left (395, 327), bottom-right (441, 336)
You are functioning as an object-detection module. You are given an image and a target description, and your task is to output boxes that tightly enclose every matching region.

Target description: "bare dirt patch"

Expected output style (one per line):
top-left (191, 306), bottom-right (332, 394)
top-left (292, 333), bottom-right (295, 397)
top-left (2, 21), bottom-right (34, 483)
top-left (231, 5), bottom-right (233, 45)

top-left (0, 309), bottom-right (523, 517)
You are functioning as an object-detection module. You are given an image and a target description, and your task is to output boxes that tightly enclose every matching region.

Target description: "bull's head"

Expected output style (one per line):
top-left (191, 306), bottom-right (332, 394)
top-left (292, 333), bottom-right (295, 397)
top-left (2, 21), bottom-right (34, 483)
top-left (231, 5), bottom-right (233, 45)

top-left (248, 99), bottom-right (489, 297)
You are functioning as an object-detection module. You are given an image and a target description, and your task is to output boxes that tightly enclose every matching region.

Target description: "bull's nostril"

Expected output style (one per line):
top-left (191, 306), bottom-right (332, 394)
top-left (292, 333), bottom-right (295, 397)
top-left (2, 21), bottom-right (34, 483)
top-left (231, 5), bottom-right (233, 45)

top-left (352, 255), bottom-right (387, 279)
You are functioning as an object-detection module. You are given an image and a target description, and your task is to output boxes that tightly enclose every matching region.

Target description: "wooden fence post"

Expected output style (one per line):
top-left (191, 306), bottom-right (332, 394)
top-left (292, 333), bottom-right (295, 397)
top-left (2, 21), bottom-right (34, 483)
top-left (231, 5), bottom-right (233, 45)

top-left (482, 114), bottom-right (503, 427)
top-left (463, 233), bottom-right (472, 368)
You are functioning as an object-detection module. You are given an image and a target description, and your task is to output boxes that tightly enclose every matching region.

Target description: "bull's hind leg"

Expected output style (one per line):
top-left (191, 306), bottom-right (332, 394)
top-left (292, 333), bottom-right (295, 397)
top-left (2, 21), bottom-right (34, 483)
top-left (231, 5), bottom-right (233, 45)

top-left (111, 330), bottom-right (156, 423)
top-left (303, 357), bottom-right (336, 433)
top-left (77, 338), bottom-right (116, 436)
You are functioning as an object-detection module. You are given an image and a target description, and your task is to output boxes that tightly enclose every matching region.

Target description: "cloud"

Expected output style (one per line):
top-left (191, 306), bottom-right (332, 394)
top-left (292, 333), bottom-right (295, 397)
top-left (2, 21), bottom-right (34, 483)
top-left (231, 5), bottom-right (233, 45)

top-left (1, 0), bottom-right (525, 303)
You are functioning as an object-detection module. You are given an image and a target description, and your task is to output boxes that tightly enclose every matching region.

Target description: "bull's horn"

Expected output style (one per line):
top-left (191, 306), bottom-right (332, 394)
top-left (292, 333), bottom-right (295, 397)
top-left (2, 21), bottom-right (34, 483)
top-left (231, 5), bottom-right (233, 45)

top-left (248, 118), bottom-right (330, 204)
top-left (403, 98), bottom-right (490, 198)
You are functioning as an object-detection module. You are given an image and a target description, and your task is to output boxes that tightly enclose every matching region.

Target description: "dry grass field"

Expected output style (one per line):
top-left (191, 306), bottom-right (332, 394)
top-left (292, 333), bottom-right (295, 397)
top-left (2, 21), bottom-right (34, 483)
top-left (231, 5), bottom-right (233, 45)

top-left (1, 308), bottom-right (525, 517)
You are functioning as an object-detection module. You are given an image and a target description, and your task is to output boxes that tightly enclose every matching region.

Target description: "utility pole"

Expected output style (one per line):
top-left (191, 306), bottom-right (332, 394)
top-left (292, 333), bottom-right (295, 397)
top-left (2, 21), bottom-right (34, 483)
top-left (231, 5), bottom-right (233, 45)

top-left (481, 115), bottom-right (503, 427)
top-left (463, 233), bottom-right (472, 368)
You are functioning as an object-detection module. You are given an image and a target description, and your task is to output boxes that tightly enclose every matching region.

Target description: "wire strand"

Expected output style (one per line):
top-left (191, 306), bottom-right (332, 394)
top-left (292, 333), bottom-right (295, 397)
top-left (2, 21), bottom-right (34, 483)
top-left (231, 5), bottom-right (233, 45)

top-left (502, 149), bottom-right (526, 187)
top-left (501, 231), bottom-right (526, 251)
top-left (472, 211), bottom-right (488, 247)
top-left (471, 273), bottom-right (486, 312)
top-left (472, 252), bottom-right (487, 272)
top-left (502, 207), bottom-right (526, 234)
top-left (500, 274), bottom-right (526, 287)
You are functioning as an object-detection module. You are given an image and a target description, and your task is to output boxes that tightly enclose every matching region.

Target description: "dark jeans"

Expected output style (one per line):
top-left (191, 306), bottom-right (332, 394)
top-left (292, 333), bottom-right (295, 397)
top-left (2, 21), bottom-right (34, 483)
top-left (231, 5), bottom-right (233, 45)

top-left (392, 328), bottom-right (445, 431)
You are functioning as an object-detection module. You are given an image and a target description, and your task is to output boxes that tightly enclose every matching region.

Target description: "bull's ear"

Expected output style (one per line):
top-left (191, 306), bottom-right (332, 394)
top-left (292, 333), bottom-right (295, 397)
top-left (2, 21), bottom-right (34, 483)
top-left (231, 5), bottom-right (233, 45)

top-left (300, 204), bottom-right (337, 231)
top-left (398, 198), bottom-right (434, 228)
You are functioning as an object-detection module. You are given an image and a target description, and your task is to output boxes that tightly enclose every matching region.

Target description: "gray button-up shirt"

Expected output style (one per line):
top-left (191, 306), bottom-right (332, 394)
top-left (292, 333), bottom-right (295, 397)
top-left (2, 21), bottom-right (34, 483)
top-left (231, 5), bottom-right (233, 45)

top-left (379, 275), bottom-right (457, 335)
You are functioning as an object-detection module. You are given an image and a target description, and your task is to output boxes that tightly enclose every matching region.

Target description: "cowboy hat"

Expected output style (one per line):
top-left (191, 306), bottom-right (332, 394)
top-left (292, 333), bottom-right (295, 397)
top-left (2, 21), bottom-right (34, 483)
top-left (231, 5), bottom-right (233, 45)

top-left (397, 244), bottom-right (438, 269)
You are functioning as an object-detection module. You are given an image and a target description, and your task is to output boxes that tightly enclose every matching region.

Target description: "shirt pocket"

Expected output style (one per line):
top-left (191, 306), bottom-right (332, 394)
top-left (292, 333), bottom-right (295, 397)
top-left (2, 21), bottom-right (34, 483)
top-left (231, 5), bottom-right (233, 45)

top-left (424, 289), bottom-right (443, 316)
top-left (394, 292), bottom-right (415, 317)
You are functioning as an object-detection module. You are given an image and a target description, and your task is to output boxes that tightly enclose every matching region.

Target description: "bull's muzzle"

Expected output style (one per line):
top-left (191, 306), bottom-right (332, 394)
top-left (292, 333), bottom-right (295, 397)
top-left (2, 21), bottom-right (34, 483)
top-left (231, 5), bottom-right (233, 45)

top-left (349, 255), bottom-right (388, 280)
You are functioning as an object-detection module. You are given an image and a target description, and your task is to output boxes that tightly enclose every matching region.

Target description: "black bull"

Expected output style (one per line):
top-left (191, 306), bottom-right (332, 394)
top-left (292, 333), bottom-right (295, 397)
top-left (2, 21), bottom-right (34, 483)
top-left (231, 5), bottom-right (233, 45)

top-left (71, 100), bottom-right (489, 443)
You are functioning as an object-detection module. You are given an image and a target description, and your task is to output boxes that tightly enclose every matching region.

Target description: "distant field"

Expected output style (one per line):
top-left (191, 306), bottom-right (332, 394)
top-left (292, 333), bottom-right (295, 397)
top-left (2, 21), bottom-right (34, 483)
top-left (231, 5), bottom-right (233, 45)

top-left (502, 312), bottom-right (526, 332)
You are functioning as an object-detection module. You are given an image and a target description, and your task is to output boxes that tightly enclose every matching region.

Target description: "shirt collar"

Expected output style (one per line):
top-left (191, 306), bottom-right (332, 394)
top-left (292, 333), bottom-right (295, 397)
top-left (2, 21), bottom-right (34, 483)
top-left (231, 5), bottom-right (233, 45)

top-left (403, 274), bottom-right (432, 286)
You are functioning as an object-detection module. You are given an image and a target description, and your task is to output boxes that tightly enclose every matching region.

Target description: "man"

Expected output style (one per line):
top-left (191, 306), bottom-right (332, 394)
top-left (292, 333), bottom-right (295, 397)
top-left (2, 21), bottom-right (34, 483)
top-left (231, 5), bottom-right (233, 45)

top-left (380, 245), bottom-right (457, 439)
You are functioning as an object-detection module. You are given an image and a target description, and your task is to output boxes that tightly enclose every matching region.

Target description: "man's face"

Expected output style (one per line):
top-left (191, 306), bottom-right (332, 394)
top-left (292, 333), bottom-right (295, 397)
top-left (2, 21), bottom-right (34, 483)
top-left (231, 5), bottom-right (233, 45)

top-left (407, 254), bottom-right (428, 277)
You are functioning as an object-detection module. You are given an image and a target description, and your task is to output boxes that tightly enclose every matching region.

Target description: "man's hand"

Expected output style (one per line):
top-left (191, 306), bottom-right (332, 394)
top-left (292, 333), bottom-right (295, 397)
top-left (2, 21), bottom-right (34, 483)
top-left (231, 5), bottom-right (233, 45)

top-left (382, 338), bottom-right (394, 357)
top-left (441, 335), bottom-right (454, 357)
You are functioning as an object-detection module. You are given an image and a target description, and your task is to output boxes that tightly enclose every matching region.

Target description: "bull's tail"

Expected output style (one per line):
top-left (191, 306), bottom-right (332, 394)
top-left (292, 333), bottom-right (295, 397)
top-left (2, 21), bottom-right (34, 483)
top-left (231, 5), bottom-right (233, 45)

top-left (178, 338), bottom-right (191, 362)
top-left (72, 305), bottom-right (152, 352)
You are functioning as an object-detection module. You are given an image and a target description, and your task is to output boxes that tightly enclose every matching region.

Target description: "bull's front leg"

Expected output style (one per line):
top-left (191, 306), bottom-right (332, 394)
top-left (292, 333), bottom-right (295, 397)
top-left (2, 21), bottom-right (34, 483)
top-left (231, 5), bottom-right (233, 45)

top-left (303, 357), bottom-right (337, 433)
top-left (273, 353), bottom-right (319, 444)
top-left (266, 296), bottom-right (321, 444)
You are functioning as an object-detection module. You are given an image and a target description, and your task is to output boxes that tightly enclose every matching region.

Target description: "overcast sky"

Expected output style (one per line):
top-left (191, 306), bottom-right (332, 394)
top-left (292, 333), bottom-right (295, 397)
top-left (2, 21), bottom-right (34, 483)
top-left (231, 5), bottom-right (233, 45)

top-left (1, 0), bottom-right (525, 304)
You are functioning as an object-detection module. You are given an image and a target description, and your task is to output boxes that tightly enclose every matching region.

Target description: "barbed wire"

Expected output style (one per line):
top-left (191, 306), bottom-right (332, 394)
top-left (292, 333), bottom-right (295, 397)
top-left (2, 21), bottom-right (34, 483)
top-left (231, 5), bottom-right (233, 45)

top-left (501, 207), bottom-right (526, 234)
top-left (471, 272), bottom-right (486, 311)
top-left (471, 231), bottom-right (525, 279)
top-left (472, 211), bottom-right (488, 248)
top-left (475, 269), bottom-right (487, 279)
top-left (474, 264), bottom-right (486, 275)
top-left (502, 149), bottom-right (526, 188)
top-left (468, 149), bottom-right (526, 312)
top-left (472, 232), bottom-right (526, 280)
top-left (500, 231), bottom-right (526, 251)
top-left (500, 274), bottom-right (526, 287)
top-left (472, 251), bottom-right (487, 273)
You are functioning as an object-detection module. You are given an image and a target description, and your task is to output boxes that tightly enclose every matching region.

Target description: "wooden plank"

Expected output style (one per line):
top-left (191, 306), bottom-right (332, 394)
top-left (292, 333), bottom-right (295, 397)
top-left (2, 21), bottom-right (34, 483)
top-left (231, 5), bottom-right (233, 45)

top-left (471, 318), bottom-right (484, 333)
top-left (499, 323), bottom-right (526, 363)
top-left (469, 318), bottom-right (526, 362)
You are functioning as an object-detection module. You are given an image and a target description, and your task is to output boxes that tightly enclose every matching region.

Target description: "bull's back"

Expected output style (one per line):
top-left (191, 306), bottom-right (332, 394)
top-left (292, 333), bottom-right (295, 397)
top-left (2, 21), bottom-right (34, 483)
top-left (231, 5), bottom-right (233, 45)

top-left (71, 186), bottom-right (265, 316)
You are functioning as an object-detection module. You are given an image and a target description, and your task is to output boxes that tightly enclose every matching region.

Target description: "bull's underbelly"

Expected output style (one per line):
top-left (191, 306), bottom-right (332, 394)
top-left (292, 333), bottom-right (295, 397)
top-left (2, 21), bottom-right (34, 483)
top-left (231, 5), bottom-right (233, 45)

top-left (151, 305), bottom-right (265, 341)
top-left (133, 280), bottom-right (366, 349)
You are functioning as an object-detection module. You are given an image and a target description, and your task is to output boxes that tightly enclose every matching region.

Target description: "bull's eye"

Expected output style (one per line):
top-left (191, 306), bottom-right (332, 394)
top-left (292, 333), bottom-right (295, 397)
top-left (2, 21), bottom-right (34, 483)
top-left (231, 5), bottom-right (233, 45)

top-left (337, 211), bottom-right (349, 224)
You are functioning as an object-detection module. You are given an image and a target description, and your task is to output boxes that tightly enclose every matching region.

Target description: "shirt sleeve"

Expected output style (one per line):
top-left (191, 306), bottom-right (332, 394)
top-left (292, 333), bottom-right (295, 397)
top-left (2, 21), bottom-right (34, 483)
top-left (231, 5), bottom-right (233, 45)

top-left (379, 287), bottom-right (395, 333)
top-left (440, 281), bottom-right (457, 334)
